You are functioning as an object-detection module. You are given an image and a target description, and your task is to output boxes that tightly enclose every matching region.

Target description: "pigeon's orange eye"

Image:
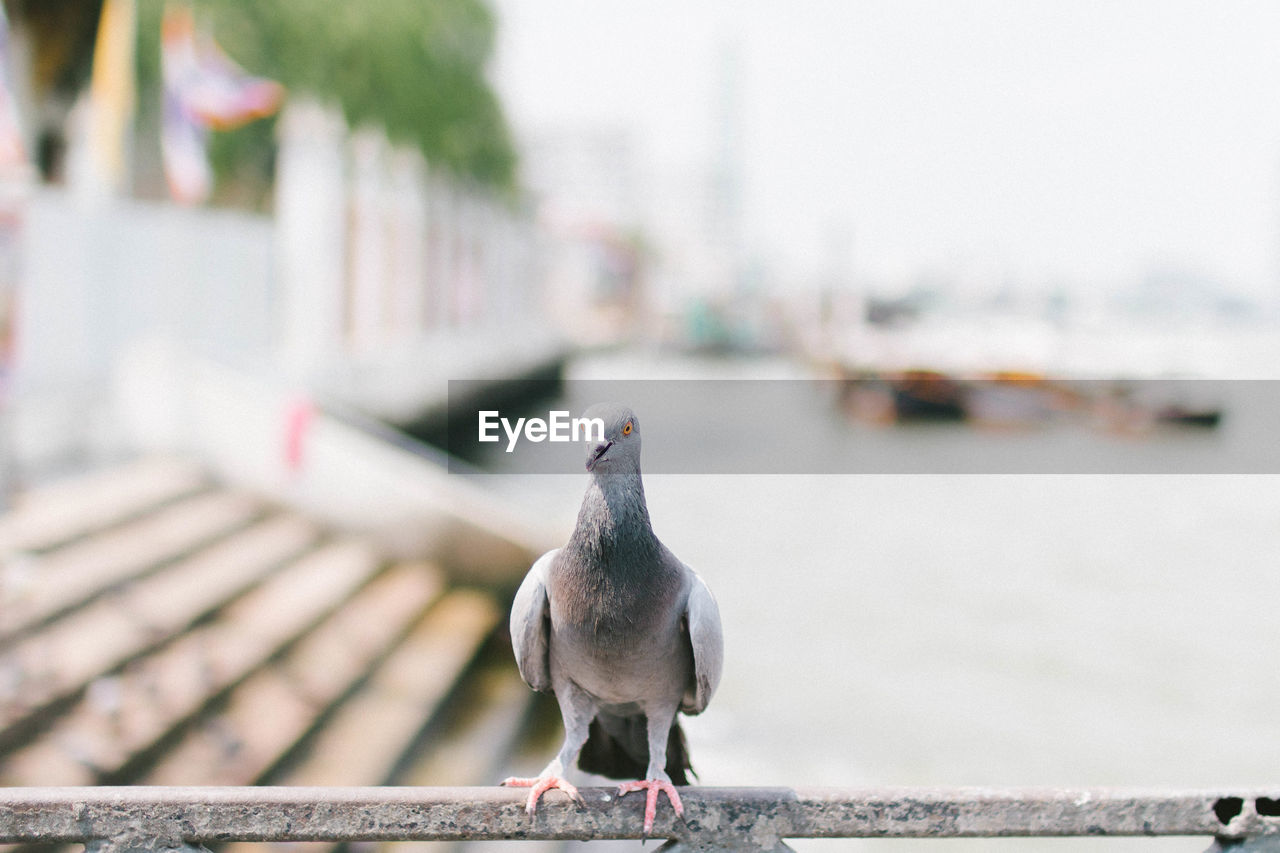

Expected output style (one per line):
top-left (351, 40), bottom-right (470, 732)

top-left (623, 421), bottom-right (633, 436)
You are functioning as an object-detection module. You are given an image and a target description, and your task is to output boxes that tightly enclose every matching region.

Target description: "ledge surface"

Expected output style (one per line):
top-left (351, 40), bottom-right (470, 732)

top-left (0, 786), bottom-right (1277, 845)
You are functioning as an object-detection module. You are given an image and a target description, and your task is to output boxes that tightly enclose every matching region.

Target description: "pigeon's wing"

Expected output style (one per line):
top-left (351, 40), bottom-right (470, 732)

top-left (510, 549), bottom-right (557, 693)
top-left (680, 569), bottom-right (723, 715)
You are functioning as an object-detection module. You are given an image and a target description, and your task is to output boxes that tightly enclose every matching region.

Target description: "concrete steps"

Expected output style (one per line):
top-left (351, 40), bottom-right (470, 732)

top-left (0, 457), bottom-right (539, 812)
top-left (0, 514), bottom-right (323, 753)
top-left (273, 588), bottom-right (500, 787)
top-left (0, 457), bottom-right (211, 556)
top-left (140, 561), bottom-right (443, 786)
top-left (0, 489), bottom-right (268, 644)
top-left (0, 539), bottom-right (394, 785)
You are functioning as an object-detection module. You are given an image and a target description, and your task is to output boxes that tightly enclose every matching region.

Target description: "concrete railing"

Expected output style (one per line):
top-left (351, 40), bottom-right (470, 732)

top-left (1, 786), bottom-right (1277, 852)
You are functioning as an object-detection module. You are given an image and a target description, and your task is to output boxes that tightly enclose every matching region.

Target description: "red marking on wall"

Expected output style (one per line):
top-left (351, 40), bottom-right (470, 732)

top-left (283, 398), bottom-right (316, 472)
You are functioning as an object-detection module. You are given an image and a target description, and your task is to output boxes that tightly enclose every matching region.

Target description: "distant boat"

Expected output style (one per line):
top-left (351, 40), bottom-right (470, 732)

top-left (964, 373), bottom-right (1060, 428)
top-left (1154, 405), bottom-right (1223, 429)
top-left (887, 371), bottom-right (967, 421)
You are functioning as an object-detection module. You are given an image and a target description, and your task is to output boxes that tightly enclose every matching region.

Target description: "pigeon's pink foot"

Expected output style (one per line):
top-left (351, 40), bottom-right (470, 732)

top-left (617, 778), bottom-right (684, 837)
top-left (501, 775), bottom-right (584, 816)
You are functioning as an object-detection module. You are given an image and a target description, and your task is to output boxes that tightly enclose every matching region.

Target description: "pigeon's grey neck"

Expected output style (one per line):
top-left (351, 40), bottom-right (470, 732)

top-left (565, 471), bottom-right (658, 568)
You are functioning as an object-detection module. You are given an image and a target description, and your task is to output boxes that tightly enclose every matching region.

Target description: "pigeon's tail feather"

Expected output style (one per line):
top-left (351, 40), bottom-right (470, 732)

top-left (578, 714), bottom-right (692, 785)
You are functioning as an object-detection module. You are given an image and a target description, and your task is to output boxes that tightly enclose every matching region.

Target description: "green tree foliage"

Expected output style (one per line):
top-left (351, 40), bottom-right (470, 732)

top-left (135, 0), bottom-right (517, 201)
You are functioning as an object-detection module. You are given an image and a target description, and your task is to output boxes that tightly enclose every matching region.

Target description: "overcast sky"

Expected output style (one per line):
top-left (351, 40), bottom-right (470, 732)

top-left (491, 1), bottom-right (1280, 297)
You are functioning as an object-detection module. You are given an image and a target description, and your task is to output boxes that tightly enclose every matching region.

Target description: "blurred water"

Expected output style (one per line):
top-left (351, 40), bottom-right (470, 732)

top-left (469, 351), bottom-right (1280, 853)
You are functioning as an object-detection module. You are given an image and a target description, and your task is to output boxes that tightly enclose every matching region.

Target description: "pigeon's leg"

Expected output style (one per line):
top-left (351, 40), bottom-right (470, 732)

top-left (502, 682), bottom-right (594, 816)
top-left (616, 707), bottom-right (684, 837)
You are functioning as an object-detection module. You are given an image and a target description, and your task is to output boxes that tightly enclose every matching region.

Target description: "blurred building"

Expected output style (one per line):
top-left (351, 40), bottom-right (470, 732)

top-left (0, 3), bottom-right (565, 483)
top-left (521, 126), bottom-right (647, 346)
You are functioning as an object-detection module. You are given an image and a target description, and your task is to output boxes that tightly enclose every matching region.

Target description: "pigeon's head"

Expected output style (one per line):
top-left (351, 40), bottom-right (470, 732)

top-left (581, 402), bottom-right (641, 473)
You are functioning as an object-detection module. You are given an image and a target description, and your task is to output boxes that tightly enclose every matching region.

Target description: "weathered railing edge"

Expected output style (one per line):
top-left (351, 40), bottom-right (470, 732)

top-left (0, 786), bottom-right (1277, 846)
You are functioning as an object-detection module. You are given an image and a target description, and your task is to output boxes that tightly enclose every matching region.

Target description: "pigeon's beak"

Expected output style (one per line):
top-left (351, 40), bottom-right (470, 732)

top-left (586, 440), bottom-right (613, 471)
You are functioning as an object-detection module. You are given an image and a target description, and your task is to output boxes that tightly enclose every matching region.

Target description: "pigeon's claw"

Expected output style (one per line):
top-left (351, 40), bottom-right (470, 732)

top-left (617, 778), bottom-right (684, 837)
top-left (502, 775), bottom-right (584, 816)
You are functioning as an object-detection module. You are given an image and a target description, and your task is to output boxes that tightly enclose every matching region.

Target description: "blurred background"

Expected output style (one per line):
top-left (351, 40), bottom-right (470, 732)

top-left (0, 2), bottom-right (1278, 852)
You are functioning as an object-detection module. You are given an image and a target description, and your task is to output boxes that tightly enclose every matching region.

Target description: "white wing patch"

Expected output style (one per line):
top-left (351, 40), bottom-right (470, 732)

top-left (510, 549), bottom-right (557, 693)
top-left (682, 571), bottom-right (723, 715)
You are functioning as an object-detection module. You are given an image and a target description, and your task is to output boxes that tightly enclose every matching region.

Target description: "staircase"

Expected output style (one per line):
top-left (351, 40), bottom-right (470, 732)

top-left (0, 456), bottom-right (561, 851)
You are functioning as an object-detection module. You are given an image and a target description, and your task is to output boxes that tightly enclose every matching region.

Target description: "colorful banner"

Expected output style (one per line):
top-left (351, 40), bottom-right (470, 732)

top-left (160, 4), bottom-right (284, 205)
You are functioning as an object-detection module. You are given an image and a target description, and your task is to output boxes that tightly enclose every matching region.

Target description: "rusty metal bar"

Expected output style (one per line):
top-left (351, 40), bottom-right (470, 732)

top-left (0, 786), bottom-right (1276, 847)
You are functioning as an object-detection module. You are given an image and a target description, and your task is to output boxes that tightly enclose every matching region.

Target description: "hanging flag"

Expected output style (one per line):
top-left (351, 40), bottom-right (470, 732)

top-left (160, 6), bottom-right (212, 206)
top-left (88, 0), bottom-right (137, 194)
top-left (160, 4), bottom-right (284, 205)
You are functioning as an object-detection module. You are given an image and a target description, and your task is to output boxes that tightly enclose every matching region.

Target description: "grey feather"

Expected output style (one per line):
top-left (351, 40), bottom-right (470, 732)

top-left (510, 548), bottom-right (555, 693)
top-left (681, 570), bottom-right (723, 715)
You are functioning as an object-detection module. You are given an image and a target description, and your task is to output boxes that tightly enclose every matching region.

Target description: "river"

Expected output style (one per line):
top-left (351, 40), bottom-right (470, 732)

top-left (463, 349), bottom-right (1280, 853)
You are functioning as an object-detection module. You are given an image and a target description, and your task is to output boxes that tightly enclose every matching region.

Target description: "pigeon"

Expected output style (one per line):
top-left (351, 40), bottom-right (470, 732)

top-left (502, 403), bottom-right (724, 836)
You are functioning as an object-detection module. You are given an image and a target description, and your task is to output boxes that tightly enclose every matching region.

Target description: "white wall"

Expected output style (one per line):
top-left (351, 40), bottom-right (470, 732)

top-left (6, 102), bottom-right (559, 478)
